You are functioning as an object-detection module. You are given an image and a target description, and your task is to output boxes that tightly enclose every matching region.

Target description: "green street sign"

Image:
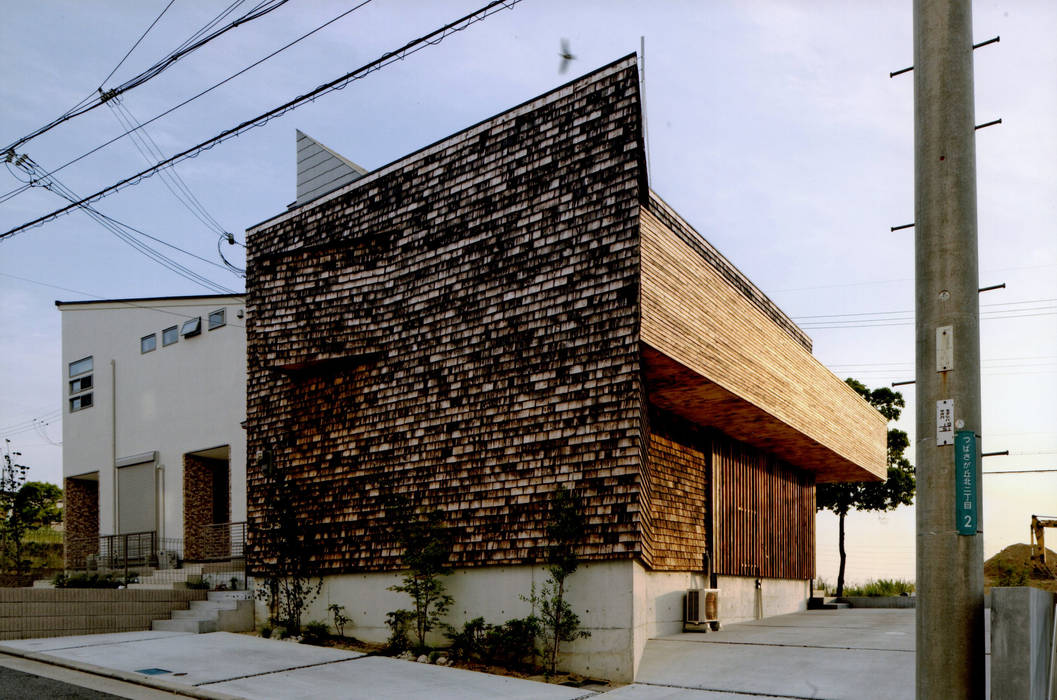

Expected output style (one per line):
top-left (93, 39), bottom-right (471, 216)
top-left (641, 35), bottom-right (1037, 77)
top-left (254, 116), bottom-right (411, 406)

top-left (955, 430), bottom-right (977, 535)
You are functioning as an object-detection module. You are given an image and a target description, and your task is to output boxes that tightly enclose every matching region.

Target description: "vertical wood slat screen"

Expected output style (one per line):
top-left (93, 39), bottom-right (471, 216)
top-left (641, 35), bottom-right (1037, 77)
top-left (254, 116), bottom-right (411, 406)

top-left (713, 434), bottom-right (815, 580)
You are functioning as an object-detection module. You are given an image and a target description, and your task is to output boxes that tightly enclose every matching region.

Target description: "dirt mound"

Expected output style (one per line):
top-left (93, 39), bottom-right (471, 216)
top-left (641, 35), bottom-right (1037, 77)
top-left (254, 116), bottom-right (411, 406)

top-left (984, 543), bottom-right (1057, 593)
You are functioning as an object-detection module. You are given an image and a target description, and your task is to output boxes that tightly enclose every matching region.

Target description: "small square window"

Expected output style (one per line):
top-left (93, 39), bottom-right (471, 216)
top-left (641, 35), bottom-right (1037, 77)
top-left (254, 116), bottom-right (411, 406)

top-left (208, 308), bottom-right (226, 330)
top-left (69, 393), bottom-right (93, 412)
top-left (69, 356), bottom-right (93, 377)
top-left (162, 326), bottom-right (179, 346)
top-left (141, 334), bottom-right (157, 353)
top-left (181, 317), bottom-right (201, 338)
top-left (70, 375), bottom-right (93, 395)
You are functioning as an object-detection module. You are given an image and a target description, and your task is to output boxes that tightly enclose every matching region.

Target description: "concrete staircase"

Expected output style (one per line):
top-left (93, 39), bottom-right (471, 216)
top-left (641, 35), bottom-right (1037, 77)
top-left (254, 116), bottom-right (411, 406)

top-left (152, 590), bottom-right (253, 633)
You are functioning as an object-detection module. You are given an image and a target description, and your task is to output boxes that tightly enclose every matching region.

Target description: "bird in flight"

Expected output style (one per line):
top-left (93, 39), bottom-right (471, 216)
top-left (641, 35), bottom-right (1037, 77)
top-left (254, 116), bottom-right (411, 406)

top-left (559, 38), bottom-right (575, 73)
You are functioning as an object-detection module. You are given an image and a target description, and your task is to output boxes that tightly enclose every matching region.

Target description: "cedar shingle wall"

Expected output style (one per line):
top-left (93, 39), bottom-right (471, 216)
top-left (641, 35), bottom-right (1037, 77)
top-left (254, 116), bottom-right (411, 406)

top-left (713, 434), bottom-right (815, 580)
top-left (644, 409), bottom-right (709, 571)
top-left (245, 56), bottom-right (647, 573)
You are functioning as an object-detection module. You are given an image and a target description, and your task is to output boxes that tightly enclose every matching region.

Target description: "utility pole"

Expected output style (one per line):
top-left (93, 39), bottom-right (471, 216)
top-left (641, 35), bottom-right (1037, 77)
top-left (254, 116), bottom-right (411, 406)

top-left (914, 0), bottom-right (985, 698)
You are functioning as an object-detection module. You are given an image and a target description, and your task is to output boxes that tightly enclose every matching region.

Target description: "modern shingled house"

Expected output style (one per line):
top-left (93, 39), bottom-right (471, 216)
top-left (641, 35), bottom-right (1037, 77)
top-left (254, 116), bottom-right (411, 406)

top-left (244, 54), bottom-right (885, 681)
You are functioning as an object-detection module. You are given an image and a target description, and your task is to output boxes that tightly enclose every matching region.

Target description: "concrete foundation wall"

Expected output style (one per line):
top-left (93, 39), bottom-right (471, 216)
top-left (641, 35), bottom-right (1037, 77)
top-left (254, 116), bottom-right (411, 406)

top-left (990, 586), bottom-right (1056, 700)
top-left (715, 575), bottom-right (810, 624)
top-left (0, 588), bottom-right (206, 641)
top-left (258, 561), bottom-right (808, 682)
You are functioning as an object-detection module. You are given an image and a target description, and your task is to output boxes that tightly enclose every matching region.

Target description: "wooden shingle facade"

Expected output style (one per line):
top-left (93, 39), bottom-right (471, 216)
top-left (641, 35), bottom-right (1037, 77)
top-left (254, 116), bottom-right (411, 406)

top-left (245, 54), bottom-right (885, 583)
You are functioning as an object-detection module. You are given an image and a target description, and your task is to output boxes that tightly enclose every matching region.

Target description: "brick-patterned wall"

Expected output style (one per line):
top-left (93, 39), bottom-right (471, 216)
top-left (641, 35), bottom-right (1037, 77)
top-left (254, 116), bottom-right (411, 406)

top-left (64, 477), bottom-right (99, 569)
top-left (184, 454), bottom-right (229, 560)
top-left (245, 56), bottom-right (647, 574)
top-left (644, 409), bottom-right (709, 571)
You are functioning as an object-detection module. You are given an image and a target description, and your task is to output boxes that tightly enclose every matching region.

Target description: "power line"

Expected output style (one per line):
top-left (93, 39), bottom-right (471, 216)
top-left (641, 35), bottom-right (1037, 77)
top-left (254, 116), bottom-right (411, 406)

top-left (10, 155), bottom-right (237, 293)
top-left (98, 0), bottom-right (178, 88)
top-left (2, 0), bottom-right (290, 154)
top-left (0, 270), bottom-right (246, 328)
top-left (0, 0), bottom-right (373, 208)
top-left (0, 0), bottom-right (523, 240)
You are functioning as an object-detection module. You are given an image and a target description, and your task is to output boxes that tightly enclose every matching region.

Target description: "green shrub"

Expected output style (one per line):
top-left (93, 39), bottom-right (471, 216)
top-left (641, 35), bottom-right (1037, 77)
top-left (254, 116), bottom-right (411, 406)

top-left (260, 625), bottom-right (273, 639)
top-left (842, 578), bottom-right (915, 597)
top-left (328, 603), bottom-right (351, 637)
top-left (184, 576), bottom-right (210, 590)
top-left (445, 615), bottom-right (541, 671)
top-left (300, 620), bottom-right (330, 645)
top-left (53, 572), bottom-right (127, 589)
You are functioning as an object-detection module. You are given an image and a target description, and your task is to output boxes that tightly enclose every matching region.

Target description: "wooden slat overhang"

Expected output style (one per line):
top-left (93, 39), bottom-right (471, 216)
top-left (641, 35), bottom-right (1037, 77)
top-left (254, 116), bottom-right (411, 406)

top-left (640, 203), bottom-right (886, 484)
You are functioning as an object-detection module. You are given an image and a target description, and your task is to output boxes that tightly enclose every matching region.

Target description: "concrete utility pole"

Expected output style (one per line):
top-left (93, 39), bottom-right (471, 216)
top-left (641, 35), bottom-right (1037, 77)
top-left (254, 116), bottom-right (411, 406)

top-left (914, 0), bottom-right (985, 698)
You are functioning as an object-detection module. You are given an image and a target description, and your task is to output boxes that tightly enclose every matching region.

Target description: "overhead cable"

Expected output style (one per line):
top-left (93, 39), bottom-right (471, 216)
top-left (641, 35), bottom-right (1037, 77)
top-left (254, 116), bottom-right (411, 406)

top-left (0, 0), bottom-right (375, 206)
top-left (0, 0), bottom-right (523, 241)
top-left (2, 0), bottom-right (289, 154)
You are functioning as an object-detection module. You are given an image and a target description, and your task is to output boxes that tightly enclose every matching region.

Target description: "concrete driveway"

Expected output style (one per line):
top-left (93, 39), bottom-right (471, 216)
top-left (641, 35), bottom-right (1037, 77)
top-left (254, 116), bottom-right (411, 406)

top-left (0, 609), bottom-right (984, 700)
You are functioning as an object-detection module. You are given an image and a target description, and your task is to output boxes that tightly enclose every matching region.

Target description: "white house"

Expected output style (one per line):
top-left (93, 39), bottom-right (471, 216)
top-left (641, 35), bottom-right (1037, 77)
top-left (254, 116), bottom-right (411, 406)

top-left (57, 295), bottom-right (246, 568)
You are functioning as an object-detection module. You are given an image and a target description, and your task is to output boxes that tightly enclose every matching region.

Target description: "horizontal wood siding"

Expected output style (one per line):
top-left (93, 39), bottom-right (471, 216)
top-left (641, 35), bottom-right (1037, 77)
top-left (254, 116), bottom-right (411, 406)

top-left (640, 204), bottom-right (886, 481)
top-left (713, 434), bottom-right (815, 580)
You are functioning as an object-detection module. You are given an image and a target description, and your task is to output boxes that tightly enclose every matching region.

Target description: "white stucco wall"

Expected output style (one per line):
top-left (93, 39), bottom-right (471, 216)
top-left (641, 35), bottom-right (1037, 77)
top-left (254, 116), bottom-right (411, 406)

top-left (59, 296), bottom-right (246, 542)
top-left (257, 561), bottom-right (809, 683)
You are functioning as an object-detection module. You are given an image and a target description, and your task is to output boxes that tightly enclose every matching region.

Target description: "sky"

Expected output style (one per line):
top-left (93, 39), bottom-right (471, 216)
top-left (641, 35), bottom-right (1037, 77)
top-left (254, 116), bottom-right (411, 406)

top-left (1, 1), bottom-right (1054, 585)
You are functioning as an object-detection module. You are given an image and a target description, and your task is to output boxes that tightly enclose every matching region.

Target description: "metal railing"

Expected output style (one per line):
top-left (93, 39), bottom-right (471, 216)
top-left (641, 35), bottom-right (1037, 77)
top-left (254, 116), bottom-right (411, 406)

top-left (194, 521), bottom-right (246, 562)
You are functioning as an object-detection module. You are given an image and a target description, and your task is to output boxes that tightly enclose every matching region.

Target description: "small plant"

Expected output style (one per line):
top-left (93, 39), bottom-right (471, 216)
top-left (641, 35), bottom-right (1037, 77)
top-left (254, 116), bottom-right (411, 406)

top-left (230, 576), bottom-right (240, 591)
top-left (328, 603), bottom-right (351, 637)
top-left (385, 609), bottom-right (415, 653)
top-left (260, 625), bottom-right (273, 639)
top-left (995, 563), bottom-right (1030, 587)
top-left (185, 576), bottom-right (210, 590)
top-left (300, 620), bottom-right (330, 645)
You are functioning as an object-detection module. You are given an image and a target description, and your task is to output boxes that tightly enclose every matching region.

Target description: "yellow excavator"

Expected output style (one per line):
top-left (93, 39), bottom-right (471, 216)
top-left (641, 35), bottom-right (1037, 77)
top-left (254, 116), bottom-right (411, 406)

top-left (1030, 514), bottom-right (1057, 576)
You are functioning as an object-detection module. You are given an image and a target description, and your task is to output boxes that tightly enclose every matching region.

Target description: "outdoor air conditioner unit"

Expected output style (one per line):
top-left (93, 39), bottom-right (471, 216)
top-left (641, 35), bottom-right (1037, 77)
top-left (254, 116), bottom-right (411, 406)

top-left (157, 550), bottom-right (177, 570)
top-left (685, 588), bottom-right (720, 632)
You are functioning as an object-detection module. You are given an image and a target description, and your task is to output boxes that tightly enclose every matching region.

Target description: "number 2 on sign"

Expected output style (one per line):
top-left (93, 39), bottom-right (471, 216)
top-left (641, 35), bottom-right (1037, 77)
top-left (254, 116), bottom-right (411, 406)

top-left (964, 515), bottom-right (972, 529)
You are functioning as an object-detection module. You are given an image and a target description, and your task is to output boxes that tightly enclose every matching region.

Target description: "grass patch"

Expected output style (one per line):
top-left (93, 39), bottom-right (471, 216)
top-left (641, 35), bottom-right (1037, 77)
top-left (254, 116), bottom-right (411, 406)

top-left (842, 578), bottom-right (915, 597)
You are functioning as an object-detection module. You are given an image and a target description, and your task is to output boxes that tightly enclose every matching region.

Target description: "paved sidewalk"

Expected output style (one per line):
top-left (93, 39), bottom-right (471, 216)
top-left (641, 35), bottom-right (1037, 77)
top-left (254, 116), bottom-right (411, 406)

top-left (0, 631), bottom-right (594, 700)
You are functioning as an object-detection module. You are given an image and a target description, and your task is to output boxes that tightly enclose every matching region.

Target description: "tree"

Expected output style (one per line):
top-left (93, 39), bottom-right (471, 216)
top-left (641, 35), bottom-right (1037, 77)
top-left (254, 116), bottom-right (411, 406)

top-left (1, 440), bottom-right (29, 574)
top-left (14, 482), bottom-right (63, 529)
top-left (386, 496), bottom-right (454, 652)
top-left (816, 379), bottom-right (916, 597)
top-left (253, 449), bottom-right (322, 637)
top-left (528, 484), bottom-right (590, 675)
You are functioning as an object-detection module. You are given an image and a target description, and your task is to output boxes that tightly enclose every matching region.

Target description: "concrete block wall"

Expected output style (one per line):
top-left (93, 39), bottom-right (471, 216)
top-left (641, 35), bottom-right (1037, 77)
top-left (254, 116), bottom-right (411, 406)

top-left (0, 588), bottom-right (207, 640)
top-left (990, 586), bottom-right (1056, 700)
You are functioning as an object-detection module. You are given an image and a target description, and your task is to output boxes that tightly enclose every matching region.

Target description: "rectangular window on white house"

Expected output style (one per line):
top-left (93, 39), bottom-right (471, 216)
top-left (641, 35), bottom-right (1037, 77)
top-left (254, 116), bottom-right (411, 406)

top-left (69, 393), bottom-right (93, 412)
top-left (68, 355), bottom-right (93, 412)
top-left (181, 317), bottom-right (201, 338)
top-left (69, 375), bottom-right (92, 394)
top-left (69, 356), bottom-right (93, 377)
top-left (208, 308), bottom-right (226, 330)
top-left (162, 326), bottom-right (178, 346)
top-left (141, 333), bottom-right (157, 353)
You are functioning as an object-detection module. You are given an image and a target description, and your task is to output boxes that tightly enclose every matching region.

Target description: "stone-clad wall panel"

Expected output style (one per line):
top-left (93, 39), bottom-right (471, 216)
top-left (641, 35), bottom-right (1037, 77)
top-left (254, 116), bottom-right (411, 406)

top-left (245, 56), bottom-right (648, 573)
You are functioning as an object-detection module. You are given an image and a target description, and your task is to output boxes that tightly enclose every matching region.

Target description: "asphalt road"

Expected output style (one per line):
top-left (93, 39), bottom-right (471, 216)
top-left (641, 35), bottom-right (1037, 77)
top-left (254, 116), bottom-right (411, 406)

top-left (0, 665), bottom-right (121, 699)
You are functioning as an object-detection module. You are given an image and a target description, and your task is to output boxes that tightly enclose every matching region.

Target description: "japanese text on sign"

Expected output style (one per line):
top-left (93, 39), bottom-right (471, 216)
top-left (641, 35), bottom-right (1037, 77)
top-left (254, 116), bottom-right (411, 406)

top-left (937, 399), bottom-right (954, 446)
top-left (955, 430), bottom-right (977, 535)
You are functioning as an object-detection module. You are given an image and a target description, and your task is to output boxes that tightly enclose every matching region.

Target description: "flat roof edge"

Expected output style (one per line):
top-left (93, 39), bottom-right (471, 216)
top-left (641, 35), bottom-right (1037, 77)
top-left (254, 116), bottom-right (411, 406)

top-left (56, 293), bottom-right (244, 308)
